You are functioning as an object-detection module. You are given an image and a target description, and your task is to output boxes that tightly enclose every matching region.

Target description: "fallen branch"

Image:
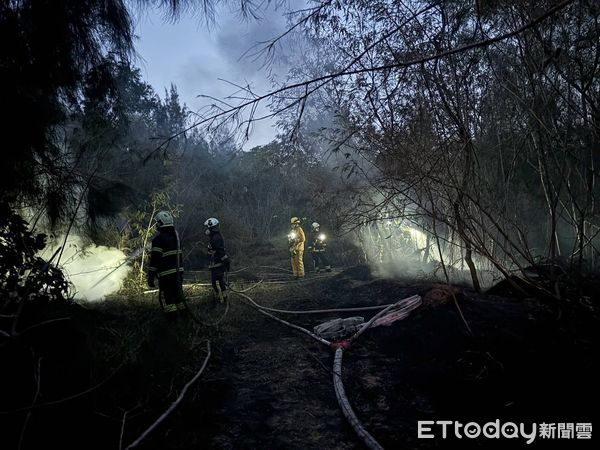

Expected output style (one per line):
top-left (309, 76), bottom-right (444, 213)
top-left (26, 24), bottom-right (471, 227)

top-left (125, 340), bottom-right (211, 449)
top-left (452, 293), bottom-right (473, 336)
top-left (119, 409), bottom-right (130, 450)
top-left (18, 357), bottom-right (42, 450)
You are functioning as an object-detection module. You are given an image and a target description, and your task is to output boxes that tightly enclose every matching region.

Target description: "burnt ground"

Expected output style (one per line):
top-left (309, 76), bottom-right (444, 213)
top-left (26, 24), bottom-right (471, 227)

top-left (1, 265), bottom-right (599, 449)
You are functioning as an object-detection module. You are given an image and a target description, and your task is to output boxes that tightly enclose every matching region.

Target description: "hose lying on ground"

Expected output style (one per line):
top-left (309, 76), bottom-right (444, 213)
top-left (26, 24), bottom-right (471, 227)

top-left (349, 295), bottom-right (421, 343)
top-left (182, 296), bottom-right (230, 327)
top-left (229, 283), bottom-right (421, 317)
top-left (146, 275), bottom-right (420, 449)
top-left (333, 347), bottom-right (383, 450)
top-left (182, 280), bottom-right (264, 327)
top-left (235, 297), bottom-right (417, 316)
top-left (143, 269), bottom-right (341, 295)
top-left (233, 290), bottom-right (331, 347)
top-left (230, 289), bottom-right (422, 450)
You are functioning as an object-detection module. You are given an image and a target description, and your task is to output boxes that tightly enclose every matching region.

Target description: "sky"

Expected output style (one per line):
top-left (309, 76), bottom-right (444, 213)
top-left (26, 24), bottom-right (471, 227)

top-left (132, 3), bottom-right (291, 149)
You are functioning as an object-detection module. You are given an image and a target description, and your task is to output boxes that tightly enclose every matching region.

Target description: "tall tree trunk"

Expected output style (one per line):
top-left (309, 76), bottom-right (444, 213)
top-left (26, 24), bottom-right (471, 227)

top-left (454, 202), bottom-right (481, 293)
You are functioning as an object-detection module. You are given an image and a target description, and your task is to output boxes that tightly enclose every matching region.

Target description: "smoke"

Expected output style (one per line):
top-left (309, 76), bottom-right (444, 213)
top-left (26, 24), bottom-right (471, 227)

top-left (357, 221), bottom-right (430, 278)
top-left (356, 221), bottom-right (500, 287)
top-left (40, 235), bottom-right (131, 301)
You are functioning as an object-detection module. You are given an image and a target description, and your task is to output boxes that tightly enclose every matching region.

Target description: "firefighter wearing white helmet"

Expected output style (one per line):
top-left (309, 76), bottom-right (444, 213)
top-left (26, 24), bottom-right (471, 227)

top-left (289, 217), bottom-right (305, 278)
top-left (203, 217), bottom-right (219, 232)
top-left (204, 217), bottom-right (230, 302)
top-left (308, 221), bottom-right (331, 272)
top-left (155, 210), bottom-right (174, 226)
top-left (148, 211), bottom-right (184, 313)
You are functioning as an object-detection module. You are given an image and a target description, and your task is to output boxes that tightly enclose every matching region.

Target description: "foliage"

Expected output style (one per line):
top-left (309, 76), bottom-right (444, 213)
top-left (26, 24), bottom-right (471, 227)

top-left (168, 139), bottom-right (350, 266)
top-left (0, 203), bottom-right (69, 313)
top-left (264, 0), bottom-right (600, 295)
top-left (0, 0), bottom-right (237, 219)
top-left (6, 0), bottom-right (599, 298)
top-left (0, 0), bottom-right (134, 205)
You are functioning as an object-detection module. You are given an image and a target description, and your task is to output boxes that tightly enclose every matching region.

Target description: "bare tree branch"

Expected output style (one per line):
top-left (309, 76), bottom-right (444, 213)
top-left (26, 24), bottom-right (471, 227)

top-left (149, 0), bottom-right (575, 156)
top-left (125, 340), bottom-right (211, 449)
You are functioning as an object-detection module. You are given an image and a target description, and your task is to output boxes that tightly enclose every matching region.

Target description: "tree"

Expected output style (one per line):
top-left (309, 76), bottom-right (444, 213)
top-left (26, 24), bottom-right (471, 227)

top-left (0, 0), bottom-right (258, 215)
top-left (231, 0), bottom-right (599, 295)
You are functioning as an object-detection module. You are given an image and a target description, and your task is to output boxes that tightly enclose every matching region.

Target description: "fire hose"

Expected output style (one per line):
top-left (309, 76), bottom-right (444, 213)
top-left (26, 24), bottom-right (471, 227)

top-left (230, 288), bottom-right (421, 450)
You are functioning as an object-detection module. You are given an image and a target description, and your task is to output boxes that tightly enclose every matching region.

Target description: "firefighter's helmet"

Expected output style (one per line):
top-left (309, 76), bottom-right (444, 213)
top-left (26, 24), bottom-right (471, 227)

top-left (155, 211), bottom-right (174, 226)
top-left (311, 222), bottom-right (320, 231)
top-left (291, 217), bottom-right (301, 225)
top-left (204, 217), bottom-right (219, 228)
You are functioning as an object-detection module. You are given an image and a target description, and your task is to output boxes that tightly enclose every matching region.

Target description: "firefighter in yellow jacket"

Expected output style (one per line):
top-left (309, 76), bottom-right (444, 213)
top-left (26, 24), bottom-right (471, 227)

top-left (288, 217), bottom-right (305, 279)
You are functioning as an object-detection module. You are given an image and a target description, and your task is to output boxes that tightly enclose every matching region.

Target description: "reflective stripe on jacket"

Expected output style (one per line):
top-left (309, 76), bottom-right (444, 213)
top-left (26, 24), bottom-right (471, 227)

top-left (148, 225), bottom-right (183, 278)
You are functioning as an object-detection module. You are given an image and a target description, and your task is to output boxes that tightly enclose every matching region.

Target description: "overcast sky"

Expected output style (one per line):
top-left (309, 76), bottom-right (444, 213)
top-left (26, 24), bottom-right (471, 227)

top-left (133, 3), bottom-right (291, 149)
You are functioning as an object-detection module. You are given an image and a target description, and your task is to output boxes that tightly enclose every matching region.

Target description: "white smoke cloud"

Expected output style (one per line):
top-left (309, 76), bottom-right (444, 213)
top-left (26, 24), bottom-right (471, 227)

top-left (40, 235), bottom-right (131, 301)
top-left (357, 221), bottom-right (501, 287)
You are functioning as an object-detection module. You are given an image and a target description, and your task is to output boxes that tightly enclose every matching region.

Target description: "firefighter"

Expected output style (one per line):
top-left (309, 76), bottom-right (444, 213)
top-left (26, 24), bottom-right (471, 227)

top-left (148, 211), bottom-right (184, 313)
top-left (309, 222), bottom-right (332, 272)
top-left (288, 217), bottom-right (305, 279)
top-left (204, 217), bottom-right (230, 302)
